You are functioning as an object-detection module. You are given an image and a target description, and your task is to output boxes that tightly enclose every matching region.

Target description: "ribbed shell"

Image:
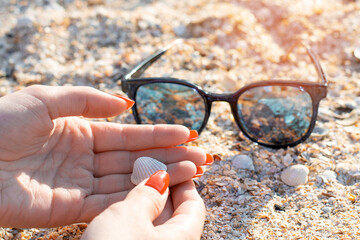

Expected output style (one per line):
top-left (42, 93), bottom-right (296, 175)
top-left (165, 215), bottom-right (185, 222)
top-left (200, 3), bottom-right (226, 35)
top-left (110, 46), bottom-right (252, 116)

top-left (281, 164), bottom-right (309, 187)
top-left (131, 156), bottom-right (167, 185)
top-left (232, 154), bottom-right (254, 171)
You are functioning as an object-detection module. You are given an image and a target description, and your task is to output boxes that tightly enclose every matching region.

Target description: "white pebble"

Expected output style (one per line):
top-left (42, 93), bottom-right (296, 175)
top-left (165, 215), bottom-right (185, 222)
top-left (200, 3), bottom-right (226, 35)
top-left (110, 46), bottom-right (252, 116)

top-left (328, 197), bottom-right (336, 205)
top-left (322, 207), bottom-right (331, 213)
top-left (173, 25), bottom-right (187, 36)
top-left (16, 17), bottom-right (34, 28)
top-left (354, 47), bottom-right (360, 61)
top-left (282, 153), bottom-right (293, 167)
top-left (316, 170), bottom-right (337, 184)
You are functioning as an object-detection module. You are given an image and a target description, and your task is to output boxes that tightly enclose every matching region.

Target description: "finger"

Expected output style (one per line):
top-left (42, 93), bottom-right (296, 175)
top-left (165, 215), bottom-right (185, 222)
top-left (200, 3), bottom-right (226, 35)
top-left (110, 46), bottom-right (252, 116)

top-left (167, 161), bottom-right (197, 186)
top-left (155, 180), bottom-right (205, 239)
top-left (91, 123), bottom-right (197, 152)
top-left (115, 171), bottom-right (170, 223)
top-left (93, 146), bottom-right (206, 176)
top-left (91, 161), bottom-right (197, 194)
top-left (81, 171), bottom-right (170, 239)
top-left (21, 85), bottom-right (133, 119)
top-left (153, 197), bottom-right (174, 226)
top-left (92, 173), bottom-right (132, 194)
top-left (170, 180), bottom-right (205, 213)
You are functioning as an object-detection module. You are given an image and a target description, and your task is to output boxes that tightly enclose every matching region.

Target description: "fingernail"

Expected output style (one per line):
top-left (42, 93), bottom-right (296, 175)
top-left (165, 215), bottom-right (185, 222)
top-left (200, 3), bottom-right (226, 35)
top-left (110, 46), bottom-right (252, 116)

top-left (203, 154), bottom-right (214, 166)
top-left (113, 95), bottom-right (135, 110)
top-left (185, 130), bottom-right (198, 143)
top-left (193, 166), bottom-right (204, 178)
top-left (145, 170), bottom-right (169, 195)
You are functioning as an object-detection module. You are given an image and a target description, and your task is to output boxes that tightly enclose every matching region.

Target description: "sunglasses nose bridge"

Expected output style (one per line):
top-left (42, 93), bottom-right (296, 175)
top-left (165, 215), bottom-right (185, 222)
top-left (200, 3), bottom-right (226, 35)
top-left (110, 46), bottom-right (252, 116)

top-left (206, 93), bottom-right (236, 103)
top-left (204, 92), bottom-right (238, 132)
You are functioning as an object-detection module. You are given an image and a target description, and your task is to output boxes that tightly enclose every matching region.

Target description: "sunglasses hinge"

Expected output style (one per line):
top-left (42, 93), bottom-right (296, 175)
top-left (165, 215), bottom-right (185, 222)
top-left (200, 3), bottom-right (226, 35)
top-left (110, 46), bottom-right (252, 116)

top-left (121, 80), bottom-right (130, 93)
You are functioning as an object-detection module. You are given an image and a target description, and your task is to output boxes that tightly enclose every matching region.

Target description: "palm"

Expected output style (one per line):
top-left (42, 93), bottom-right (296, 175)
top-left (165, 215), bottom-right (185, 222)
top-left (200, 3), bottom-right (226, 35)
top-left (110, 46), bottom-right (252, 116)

top-left (0, 118), bottom-right (96, 227)
top-left (0, 86), bottom-right (205, 228)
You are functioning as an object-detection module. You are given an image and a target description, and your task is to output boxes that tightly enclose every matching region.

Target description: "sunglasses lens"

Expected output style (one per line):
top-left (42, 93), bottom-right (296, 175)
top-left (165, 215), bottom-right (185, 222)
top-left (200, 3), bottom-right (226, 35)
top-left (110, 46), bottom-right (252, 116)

top-left (237, 86), bottom-right (313, 146)
top-left (135, 82), bottom-right (206, 130)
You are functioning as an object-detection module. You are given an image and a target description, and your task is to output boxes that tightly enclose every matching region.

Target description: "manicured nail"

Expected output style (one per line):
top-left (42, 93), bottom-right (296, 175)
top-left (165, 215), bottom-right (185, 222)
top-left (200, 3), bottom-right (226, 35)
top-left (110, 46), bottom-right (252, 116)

top-left (185, 130), bottom-right (198, 143)
top-left (113, 95), bottom-right (135, 110)
top-left (203, 154), bottom-right (214, 166)
top-left (145, 170), bottom-right (169, 195)
top-left (193, 166), bottom-right (204, 178)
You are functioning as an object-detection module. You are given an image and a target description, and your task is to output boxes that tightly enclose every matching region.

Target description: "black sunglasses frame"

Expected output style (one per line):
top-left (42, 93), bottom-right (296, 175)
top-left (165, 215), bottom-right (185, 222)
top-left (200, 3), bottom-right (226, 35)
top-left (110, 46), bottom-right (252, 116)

top-left (114, 40), bottom-right (328, 148)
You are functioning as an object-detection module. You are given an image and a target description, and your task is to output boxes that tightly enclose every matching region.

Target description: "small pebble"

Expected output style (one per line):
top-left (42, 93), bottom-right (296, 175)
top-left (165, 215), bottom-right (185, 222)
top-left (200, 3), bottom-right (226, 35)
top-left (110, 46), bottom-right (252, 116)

top-left (311, 126), bottom-right (329, 137)
top-left (173, 24), bottom-right (187, 36)
top-left (274, 204), bottom-right (285, 212)
top-left (16, 17), bottom-right (34, 29)
top-left (328, 197), bottom-right (336, 205)
top-left (336, 163), bottom-right (360, 177)
top-left (282, 153), bottom-right (293, 167)
top-left (232, 154), bottom-right (255, 171)
top-left (322, 207), bottom-right (331, 213)
top-left (354, 47), bottom-right (360, 62)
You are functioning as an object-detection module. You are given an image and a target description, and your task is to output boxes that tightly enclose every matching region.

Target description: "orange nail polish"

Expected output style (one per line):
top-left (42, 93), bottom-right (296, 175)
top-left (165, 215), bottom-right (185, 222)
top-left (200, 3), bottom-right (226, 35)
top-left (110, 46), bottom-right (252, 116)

top-left (193, 166), bottom-right (204, 178)
top-left (203, 154), bottom-right (214, 166)
top-left (185, 130), bottom-right (198, 143)
top-left (113, 95), bottom-right (135, 110)
top-left (145, 170), bottom-right (169, 195)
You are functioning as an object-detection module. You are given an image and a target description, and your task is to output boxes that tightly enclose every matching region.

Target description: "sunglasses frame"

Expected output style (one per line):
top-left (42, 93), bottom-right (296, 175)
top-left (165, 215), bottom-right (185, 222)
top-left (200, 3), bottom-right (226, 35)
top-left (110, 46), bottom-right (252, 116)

top-left (114, 40), bottom-right (328, 148)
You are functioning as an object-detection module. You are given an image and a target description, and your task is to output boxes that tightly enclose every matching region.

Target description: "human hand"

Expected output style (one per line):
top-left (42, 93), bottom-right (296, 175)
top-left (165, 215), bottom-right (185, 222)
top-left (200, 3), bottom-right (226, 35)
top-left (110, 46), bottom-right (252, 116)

top-left (81, 171), bottom-right (205, 240)
top-left (0, 85), bottom-right (208, 228)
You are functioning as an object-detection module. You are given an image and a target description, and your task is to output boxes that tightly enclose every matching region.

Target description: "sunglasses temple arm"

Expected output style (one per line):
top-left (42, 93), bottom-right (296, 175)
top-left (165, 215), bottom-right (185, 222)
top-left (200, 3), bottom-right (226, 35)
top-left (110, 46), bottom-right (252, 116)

top-left (282, 41), bottom-right (328, 86)
top-left (304, 44), bottom-right (328, 86)
top-left (119, 39), bottom-right (183, 81)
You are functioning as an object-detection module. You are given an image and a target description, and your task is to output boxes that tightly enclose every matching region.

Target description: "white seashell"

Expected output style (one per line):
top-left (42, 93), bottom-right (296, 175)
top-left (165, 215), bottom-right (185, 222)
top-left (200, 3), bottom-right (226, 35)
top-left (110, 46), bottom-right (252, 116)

top-left (336, 110), bottom-right (358, 126)
top-left (131, 156), bottom-right (167, 185)
top-left (281, 164), bottom-right (309, 187)
top-left (316, 170), bottom-right (337, 184)
top-left (232, 155), bottom-right (255, 171)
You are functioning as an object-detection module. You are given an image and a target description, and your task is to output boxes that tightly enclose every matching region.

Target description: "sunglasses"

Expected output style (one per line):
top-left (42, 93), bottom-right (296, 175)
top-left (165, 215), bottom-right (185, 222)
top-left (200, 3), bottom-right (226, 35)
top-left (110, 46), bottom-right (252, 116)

top-left (113, 40), bottom-right (328, 148)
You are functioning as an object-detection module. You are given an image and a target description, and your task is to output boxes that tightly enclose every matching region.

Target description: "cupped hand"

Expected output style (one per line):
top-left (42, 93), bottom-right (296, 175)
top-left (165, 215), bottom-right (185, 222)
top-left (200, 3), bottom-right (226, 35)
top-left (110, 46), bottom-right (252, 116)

top-left (81, 171), bottom-right (205, 240)
top-left (0, 85), bottom-right (207, 228)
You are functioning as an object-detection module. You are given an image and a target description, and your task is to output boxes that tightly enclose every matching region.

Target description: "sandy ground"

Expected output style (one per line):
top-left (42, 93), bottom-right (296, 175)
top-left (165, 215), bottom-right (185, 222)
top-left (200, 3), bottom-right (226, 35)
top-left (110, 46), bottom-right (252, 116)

top-left (1, 0), bottom-right (360, 239)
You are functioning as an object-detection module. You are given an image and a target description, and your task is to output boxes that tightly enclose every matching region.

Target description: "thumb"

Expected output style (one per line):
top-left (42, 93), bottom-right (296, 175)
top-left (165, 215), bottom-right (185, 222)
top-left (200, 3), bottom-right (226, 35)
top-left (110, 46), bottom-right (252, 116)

top-left (81, 171), bottom-right (170, 240)
top-left (122, 170), bottom-right (170, 223)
